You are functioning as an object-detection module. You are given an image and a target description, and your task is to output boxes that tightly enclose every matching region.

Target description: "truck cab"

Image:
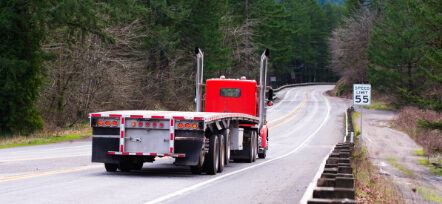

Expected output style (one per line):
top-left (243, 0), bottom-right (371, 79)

top-left (205, 78), bottom-right (257, 116)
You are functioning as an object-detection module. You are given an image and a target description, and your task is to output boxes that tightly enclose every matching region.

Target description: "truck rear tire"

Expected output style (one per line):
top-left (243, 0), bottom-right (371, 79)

top-left (246, 131), bottom-right (255, 163)
top-left (204, 134), bottom-right (219, 175)
top-left (224, 129), bottom-right (231, 166)
top-left (252, 131), bottom-right (257, 162)
top-left (218, 134), bottom-right (225, 173)
top-left (104, 163), bottom-right (118, 172)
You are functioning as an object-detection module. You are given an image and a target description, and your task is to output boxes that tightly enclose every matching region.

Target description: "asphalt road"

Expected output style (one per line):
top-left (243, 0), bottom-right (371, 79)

top-left (0, 85), bottom-right (350, 204)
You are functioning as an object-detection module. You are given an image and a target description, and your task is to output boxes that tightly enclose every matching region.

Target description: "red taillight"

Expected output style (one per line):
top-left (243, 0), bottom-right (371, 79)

top-left (192, 123), bottom-right (197, 129)
top-left (185, 123), bottom-right (190, 128)
top-left (98, 120), bottom-right (104, 126)
top-left (146, 122), bottom-right (150, 127)
top-left (105, 121), bottom-right (110, 126)
top-left (153, 123), bottom-right (157, 127)
top-left (112, 121), bottom-right (117, 126)
top-left (160, 123), bottom-right (164, 127)
top-left (138, 122), bottom-right (142, 126)
top-left (131, 122), bottom-right (136, 127)
top-left (178, 123), bottom-right (183, 128)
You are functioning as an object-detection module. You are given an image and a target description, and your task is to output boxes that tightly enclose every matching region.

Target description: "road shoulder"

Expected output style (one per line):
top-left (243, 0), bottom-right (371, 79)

top-left (361, 108), bottom-right (442, 203)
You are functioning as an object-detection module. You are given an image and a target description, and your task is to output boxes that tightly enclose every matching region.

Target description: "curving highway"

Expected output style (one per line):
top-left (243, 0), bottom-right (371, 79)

top-left (0, 85), bottom-right (350, 204)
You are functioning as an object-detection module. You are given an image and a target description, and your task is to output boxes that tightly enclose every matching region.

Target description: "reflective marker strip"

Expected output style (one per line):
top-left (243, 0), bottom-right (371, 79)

top-left (130, 115), bottom-right (143, 118)
top-left (91, 114), bottom-right (101, 117)
top-left (151, 116), bottom-right (164, 119)
top-left (109, 114), bottom-right (122, 117)
top-left (107, 151), bottom-right (185, 157)
top-left (120, 117), bottom-right (125, 152)
top-left (169, 119), bottom-right (175, 153)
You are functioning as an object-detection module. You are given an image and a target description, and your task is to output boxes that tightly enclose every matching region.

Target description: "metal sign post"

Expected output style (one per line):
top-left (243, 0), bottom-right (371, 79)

top-left (353, 84), bottom-right (371, 149)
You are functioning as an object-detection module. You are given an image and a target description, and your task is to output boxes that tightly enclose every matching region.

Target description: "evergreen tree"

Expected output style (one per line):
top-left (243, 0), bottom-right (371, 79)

top-left (252, 0), bottom-right (295, 84)
top-left (323, 0), bottom-right (344, 33)
top-left (0, 0), bottom-right (106, 134)
top-left (184, 0), bottom-right (231, 79)
top-left (0, 0), bottom-right (44, 134)
top-left (407, 0), bottom-right (442, 111)
top-left (344, 0), bottom-right (366, 17)
top-left (367, 0), bottom-right (427, 107)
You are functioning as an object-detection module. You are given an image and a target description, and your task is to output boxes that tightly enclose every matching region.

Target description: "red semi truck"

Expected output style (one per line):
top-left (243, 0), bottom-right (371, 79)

top-left (89, 48), bottom-right (272, 175)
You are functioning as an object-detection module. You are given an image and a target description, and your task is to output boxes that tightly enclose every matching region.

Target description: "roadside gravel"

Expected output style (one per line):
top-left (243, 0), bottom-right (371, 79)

top-left (359, 108), bottom-right (442, 204)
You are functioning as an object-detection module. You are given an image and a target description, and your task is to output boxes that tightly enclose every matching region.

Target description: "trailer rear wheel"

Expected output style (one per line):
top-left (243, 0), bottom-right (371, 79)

top-left (204, 134), bottom-right (219, 175)
top-left (190, 152), bottom-right (205, 174)
top-left (119, 160), bottom-right (132, 172)
top-left (132, 162), bottom-right (143, 171)
top-left (218, 134), bottom-right (225, 173)
top-left (104, 163), bottom-right (118, 172)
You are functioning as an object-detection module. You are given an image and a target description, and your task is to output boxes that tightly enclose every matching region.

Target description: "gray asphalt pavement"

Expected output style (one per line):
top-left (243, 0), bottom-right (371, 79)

top-left (0, 85), bottom-right (350, 204)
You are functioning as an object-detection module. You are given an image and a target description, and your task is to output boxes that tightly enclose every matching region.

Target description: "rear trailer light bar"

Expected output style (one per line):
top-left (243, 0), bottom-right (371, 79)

top-left (91, 117), bottom-right (120, 127)
top-left (108, 151), bottom-right (185, 158)
top-left (125, 118), bottom-right (170, 129)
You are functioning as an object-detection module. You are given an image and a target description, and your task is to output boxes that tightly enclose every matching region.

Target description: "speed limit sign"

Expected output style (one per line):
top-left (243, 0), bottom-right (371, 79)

top-left (353, 84), bottom-right (371, 106)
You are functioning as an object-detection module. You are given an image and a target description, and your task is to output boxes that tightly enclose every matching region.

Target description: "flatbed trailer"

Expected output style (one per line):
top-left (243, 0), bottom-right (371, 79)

top-left (89, 49), bottom-right (271, 175)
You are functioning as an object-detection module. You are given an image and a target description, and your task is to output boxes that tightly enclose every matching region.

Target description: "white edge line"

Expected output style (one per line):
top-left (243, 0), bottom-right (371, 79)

top-left (144, 89), bottom-right (332, 204)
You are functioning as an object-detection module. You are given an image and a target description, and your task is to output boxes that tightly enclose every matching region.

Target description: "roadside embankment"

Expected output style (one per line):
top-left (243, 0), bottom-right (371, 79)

top-left (353, 107), bottom-right (442, 203)
top-left (0, 123), bottom-right (91, 148)
top-left (349, 107), bottom-right (405, 203)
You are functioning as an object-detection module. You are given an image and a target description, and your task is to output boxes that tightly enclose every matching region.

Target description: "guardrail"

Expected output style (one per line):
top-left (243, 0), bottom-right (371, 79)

top-left (306, 107), bottom-right (356, 204)
top-left (273, 82), bottom-right (336, 93)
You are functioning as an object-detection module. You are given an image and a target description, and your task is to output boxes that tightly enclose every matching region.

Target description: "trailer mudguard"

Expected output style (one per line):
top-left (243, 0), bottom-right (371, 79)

top-left (174, 130), bottom-right (205, 166)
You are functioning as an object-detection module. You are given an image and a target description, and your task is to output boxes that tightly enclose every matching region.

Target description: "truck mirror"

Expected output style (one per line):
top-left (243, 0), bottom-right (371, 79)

top-left (267, 88), bottom-right (274, 101)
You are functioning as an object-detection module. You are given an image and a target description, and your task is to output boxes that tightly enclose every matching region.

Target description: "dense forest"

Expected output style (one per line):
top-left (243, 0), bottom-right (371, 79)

top-left (331, 0), bottom-right (441, 112)
top-left (1, 0), bottom-right (440, 136)
top-left (0, 0), bottom-right (343, 135)
top-left (331, 0), bottom-right (441, 154)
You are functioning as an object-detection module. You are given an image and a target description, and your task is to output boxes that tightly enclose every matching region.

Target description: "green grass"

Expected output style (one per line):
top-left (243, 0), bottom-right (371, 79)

top-left (368, 101), bottom-right (396, 111)
top-left (418, 158), bottom-right (442, 176)
top-left (387, 157), bottom-right (416, 178)
top-left (416, 186), bottom-right (442, 204)
top-left (0, 124), bottom-right (91, 148)
top-left (414, 149), bottom-right (427, 156)
top-left (352, 111), bottom-right (360, 131)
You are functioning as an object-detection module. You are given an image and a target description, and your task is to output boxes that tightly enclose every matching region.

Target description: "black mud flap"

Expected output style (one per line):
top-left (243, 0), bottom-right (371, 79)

top-left (174, 140), bottom-right (204, 166)
top-left (92, 137), bottom-right (120, 164)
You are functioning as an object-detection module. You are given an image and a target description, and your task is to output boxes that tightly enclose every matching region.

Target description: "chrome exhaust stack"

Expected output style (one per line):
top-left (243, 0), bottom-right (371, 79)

top-left (195, 47), bottom-right (204, 112)
top-left (258, 49), bottom-right (269, 129)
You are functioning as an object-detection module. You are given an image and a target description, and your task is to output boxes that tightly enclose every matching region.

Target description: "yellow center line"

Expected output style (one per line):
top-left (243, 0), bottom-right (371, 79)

top-left (0, 165), bottom-right (102, 183)
top-left (0, 154), bottom-right (91, 163)
top-left (269, 91), bottom-right (308, 130)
